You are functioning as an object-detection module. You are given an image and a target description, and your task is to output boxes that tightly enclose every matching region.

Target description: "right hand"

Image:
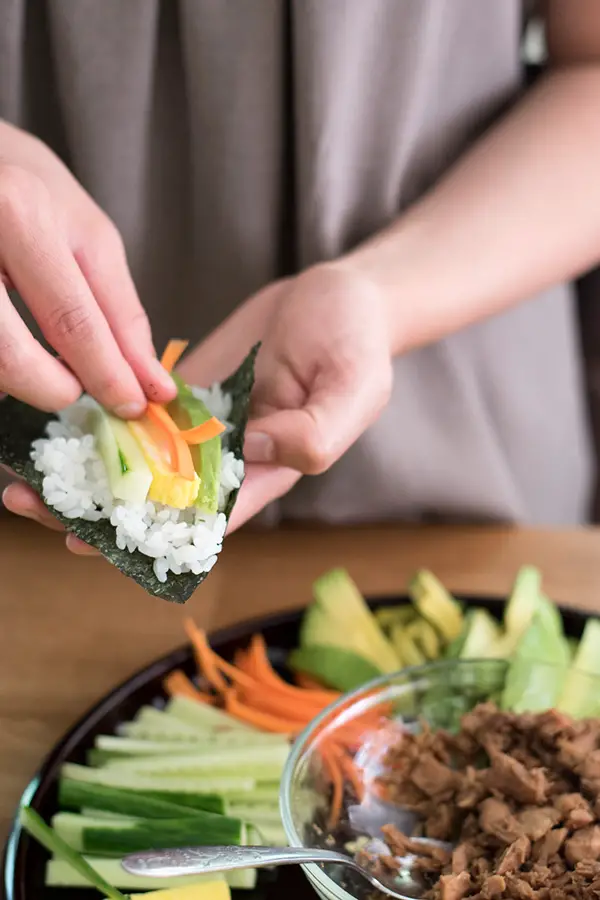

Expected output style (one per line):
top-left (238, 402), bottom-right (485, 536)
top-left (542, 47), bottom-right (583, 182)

top-left (0, 120), bottom-right (175, 414)
top-left (0, 120), bottom-right (175, 549)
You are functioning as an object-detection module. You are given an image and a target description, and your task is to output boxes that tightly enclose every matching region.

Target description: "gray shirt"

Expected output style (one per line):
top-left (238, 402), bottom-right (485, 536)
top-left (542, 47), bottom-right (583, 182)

top-left (0, 0), bottom-right (593, 525)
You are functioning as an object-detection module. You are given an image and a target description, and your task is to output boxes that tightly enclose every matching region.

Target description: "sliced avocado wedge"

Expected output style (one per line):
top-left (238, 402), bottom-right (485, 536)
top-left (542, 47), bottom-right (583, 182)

top-left (557, 619), bottom-right (600, 718)
top-left (390, 623), bottom-right (426, 667)
top-left (503, 566), bottom-right (542, 636)
top-left (170, 374), bottom-right (222, 514)
top-left (458, 608), bottom-right (502, 660)
top-left (408, 618), bottom-right (441, 659)
top-left (408, 570), bottom-right (464, 643)
top-left (501, 594), bottom-right (570, 713)
top-left (288, 645), bottom-right (383, 692)
top-left (374, 605), bottom-right (417, 633)
top-left (93, 407), bottom-right (153, 505)
top-left (301, 569), bottom-right (400, 672)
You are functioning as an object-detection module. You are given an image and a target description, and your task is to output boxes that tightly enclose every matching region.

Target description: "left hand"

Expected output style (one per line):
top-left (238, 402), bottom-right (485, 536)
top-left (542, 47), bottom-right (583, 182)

top-left (224, 263), bottom-right (394, 530)
top-left (4, 263), bottom-right (394, 548)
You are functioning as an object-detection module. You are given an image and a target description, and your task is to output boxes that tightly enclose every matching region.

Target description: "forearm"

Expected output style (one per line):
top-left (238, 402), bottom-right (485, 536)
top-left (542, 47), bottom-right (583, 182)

top-left (345, 66), bottom-right (600, 355)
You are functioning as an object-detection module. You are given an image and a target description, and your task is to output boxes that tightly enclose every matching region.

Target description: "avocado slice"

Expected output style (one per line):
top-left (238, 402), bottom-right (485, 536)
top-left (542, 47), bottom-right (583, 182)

top-left (288, 645), bottom-right (383, 692)
top-left (557, 619), bottom-right (600, 717)
top-left (503, 566), bottom-right (543, 636)
top-left (300, 569), bottom-right (400, 673)
top-left (448, 608), bottom-right (502, 660)
top-left (374, 605), bottom-right (417, 633)
top-left (488, 567), bottom-right (551, 659)
top-left (408, 570), bottom-right (464, 643)
top-left (390, 623), bottom-right (426, 667)
top-left (169, 375), bottom-right (221, 514)
top-left (93, 408), bottom-right (153, 505)
top-left (501, 594), bottom-right (570, 713)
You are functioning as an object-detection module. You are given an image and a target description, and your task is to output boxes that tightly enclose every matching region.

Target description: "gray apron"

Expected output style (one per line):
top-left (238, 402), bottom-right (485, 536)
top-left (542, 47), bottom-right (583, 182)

top-left (0, 0), bottom-right (593, 525)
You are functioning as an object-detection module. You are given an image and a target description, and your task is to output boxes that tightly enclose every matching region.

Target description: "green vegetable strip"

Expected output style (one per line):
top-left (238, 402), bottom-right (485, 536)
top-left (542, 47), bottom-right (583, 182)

top-left (19, 807), bottom-right (127, 900)
top-left (52, 810), bottom-right (246, 857)
top-left (59, 779), bottom-right (218, 820)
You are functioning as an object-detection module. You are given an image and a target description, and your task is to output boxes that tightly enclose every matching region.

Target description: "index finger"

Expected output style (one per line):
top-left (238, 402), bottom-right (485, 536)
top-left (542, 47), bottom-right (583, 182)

top-left (0, 194), bottom-right (147, 417)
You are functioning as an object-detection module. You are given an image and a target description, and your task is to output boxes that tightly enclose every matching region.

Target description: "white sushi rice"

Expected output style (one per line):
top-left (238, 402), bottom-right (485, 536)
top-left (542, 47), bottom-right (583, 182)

top-left (30, 385), bottom-right (244, 583)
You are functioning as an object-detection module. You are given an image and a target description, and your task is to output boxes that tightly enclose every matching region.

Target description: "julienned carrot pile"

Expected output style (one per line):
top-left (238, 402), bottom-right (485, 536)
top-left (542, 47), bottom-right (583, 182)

top-left (163, 620), bottom-right (387, 826)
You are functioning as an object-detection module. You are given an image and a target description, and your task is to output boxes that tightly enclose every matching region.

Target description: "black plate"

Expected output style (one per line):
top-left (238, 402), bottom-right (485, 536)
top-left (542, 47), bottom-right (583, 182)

top-left (1, 596), bottom-right (591, 900)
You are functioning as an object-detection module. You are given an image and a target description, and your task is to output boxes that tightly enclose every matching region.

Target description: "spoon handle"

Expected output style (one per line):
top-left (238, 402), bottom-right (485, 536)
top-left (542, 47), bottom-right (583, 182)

top-left (122, 845), bottom-right (347, 877)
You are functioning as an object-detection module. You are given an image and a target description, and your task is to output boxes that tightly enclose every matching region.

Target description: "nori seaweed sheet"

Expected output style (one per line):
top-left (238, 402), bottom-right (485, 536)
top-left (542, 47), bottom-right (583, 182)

top-left (0, 345), bottom-right (259, 603)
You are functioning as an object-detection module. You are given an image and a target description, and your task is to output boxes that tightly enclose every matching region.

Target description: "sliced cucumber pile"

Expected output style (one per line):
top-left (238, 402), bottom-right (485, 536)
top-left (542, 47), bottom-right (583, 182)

top-left (22, 695), bottom-right (289, 898)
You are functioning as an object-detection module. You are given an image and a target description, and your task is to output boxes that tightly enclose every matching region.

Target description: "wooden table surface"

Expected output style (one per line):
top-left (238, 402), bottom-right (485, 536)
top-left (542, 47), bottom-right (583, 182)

top-left (2, 514), bottom-right (600, 840)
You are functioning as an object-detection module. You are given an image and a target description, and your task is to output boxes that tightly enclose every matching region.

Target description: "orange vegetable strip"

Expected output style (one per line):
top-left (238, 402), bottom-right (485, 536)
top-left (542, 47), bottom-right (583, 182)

top-left (184, 620), bottom-right (229, 693)
top-left (320, 744), bottom-right (343, 829)
top-left (224, 690), bottom-right (300, 733)
top-left (233, 648), bottom-right (249, 670)
top-left (146, 403), bottom-right (196, 481)
top-left (163, 670), bottom-right (213, 703)
top-left (246, 635), bottom-right (282, 688)
top-left (336, 747), bottom-right (365, 801)
top-left (180, 418), bottom-right (226, 444)
top-left (295, 672), bottom-right (328, 691)
top-left (237, 685), bottom-right (320, 722)
top-left (161, 339), bottom-right (189, 372)
top-left (238, 634), bottom-right (340, 704)
top-left (212, 648), bottom-right (337, 711)
top-left (209, 653), bottom-right (258, 690)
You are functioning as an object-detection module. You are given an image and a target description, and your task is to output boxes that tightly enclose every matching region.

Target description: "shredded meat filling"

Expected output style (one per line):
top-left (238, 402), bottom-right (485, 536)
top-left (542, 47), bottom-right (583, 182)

top-left (361, 704), bottom-right (600, 900)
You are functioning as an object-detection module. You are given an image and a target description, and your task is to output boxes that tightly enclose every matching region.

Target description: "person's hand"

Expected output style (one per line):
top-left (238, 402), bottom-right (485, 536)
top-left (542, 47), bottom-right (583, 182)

top-left (0, 120), bottom-right (175, 548)
top-left (181, 263), bottom-right (394, 532)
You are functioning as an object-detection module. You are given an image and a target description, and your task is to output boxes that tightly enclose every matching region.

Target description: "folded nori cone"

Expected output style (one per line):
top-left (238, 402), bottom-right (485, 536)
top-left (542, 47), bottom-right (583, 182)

top-left (0, 345), bottom-right (259, 602)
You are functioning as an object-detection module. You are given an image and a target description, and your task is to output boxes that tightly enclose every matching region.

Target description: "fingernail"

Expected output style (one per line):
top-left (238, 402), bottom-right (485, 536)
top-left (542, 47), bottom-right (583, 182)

top-left (244, 432), bottom-right (275, 463)
top-left (114, 401), bottom-right (146, 420)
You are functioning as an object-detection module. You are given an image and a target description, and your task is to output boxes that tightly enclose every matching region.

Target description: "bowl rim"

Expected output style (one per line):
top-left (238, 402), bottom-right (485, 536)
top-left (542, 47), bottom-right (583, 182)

top-left (278, 657), bottom-right (513, 900)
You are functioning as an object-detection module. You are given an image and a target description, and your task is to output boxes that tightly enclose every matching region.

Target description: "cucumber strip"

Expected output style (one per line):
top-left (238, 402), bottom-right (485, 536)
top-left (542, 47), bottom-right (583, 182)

top-left (228, 806), bottom-right (283, 826)
top-left (96, 732), bottom-right (289, 756)
top-left (52, 810), bottom-right (246, 857)
top-left (80, 808), bottom-right (135, 821)
top-left (62, 762), bottom-right (256, 796)
top-left (46, 858), bottom-right (257, 891)
top-left (101, 744), bottom-right (289, 779)
top-left (250, 823), bottom-right (287, 846)
top-left (224, 787), bottom-right (280, 806)
top-left (126, 706), bottom-right (203, 738)
top-left (165, 696), bottom-right (258, 733)
top-left (19, 807), bottom-right (127, 900)
top-left (60, 776), bottom-right (226, 816)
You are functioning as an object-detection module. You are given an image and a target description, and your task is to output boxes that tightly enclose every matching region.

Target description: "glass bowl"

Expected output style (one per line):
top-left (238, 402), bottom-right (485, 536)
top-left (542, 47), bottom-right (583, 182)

top-left (279, 658), bottom-right (573, 900)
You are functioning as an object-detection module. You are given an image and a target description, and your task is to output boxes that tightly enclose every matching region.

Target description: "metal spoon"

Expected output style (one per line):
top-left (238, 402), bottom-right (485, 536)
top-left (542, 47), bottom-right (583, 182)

top-left (122, 838), bottom-right (452, 900)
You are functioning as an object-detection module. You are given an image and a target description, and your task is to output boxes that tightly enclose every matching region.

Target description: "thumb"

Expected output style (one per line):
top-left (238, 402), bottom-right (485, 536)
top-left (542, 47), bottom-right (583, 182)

top-left (244, 374), bottom-right (384, 475)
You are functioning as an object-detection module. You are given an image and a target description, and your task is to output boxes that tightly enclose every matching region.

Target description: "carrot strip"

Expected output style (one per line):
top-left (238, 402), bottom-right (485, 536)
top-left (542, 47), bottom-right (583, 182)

top-left (239, 635), bottom-right (340, 705)
top-left (163, 670), bottom-right (213, 703)
top-left (245, 635), bottom-right (282, 688)
top-left (337, 747), bottom-right (365, 802)
top-left (210, 654), bottom-right (258, 690)
top-left (185, 620), bottom-right (229, 693)
top-left (161, 340), bottom-right (189, 372)
top-left (180, 418), bottom-right (226, 444)
top-left (224, 690), bottom-right (300, 733)
top-left (295, 672), bottom-right (328, 691)
top-left (320, 745), bottom-right (343, 829)
top-left (146, 403), bottom-right (195, 480)
top-left (237, 685), bottom-right (320, 722)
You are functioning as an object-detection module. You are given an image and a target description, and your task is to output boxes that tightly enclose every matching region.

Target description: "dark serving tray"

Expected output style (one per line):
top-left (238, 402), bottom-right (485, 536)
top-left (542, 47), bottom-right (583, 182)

top-left (1, 595), bottom-right (591, 900)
